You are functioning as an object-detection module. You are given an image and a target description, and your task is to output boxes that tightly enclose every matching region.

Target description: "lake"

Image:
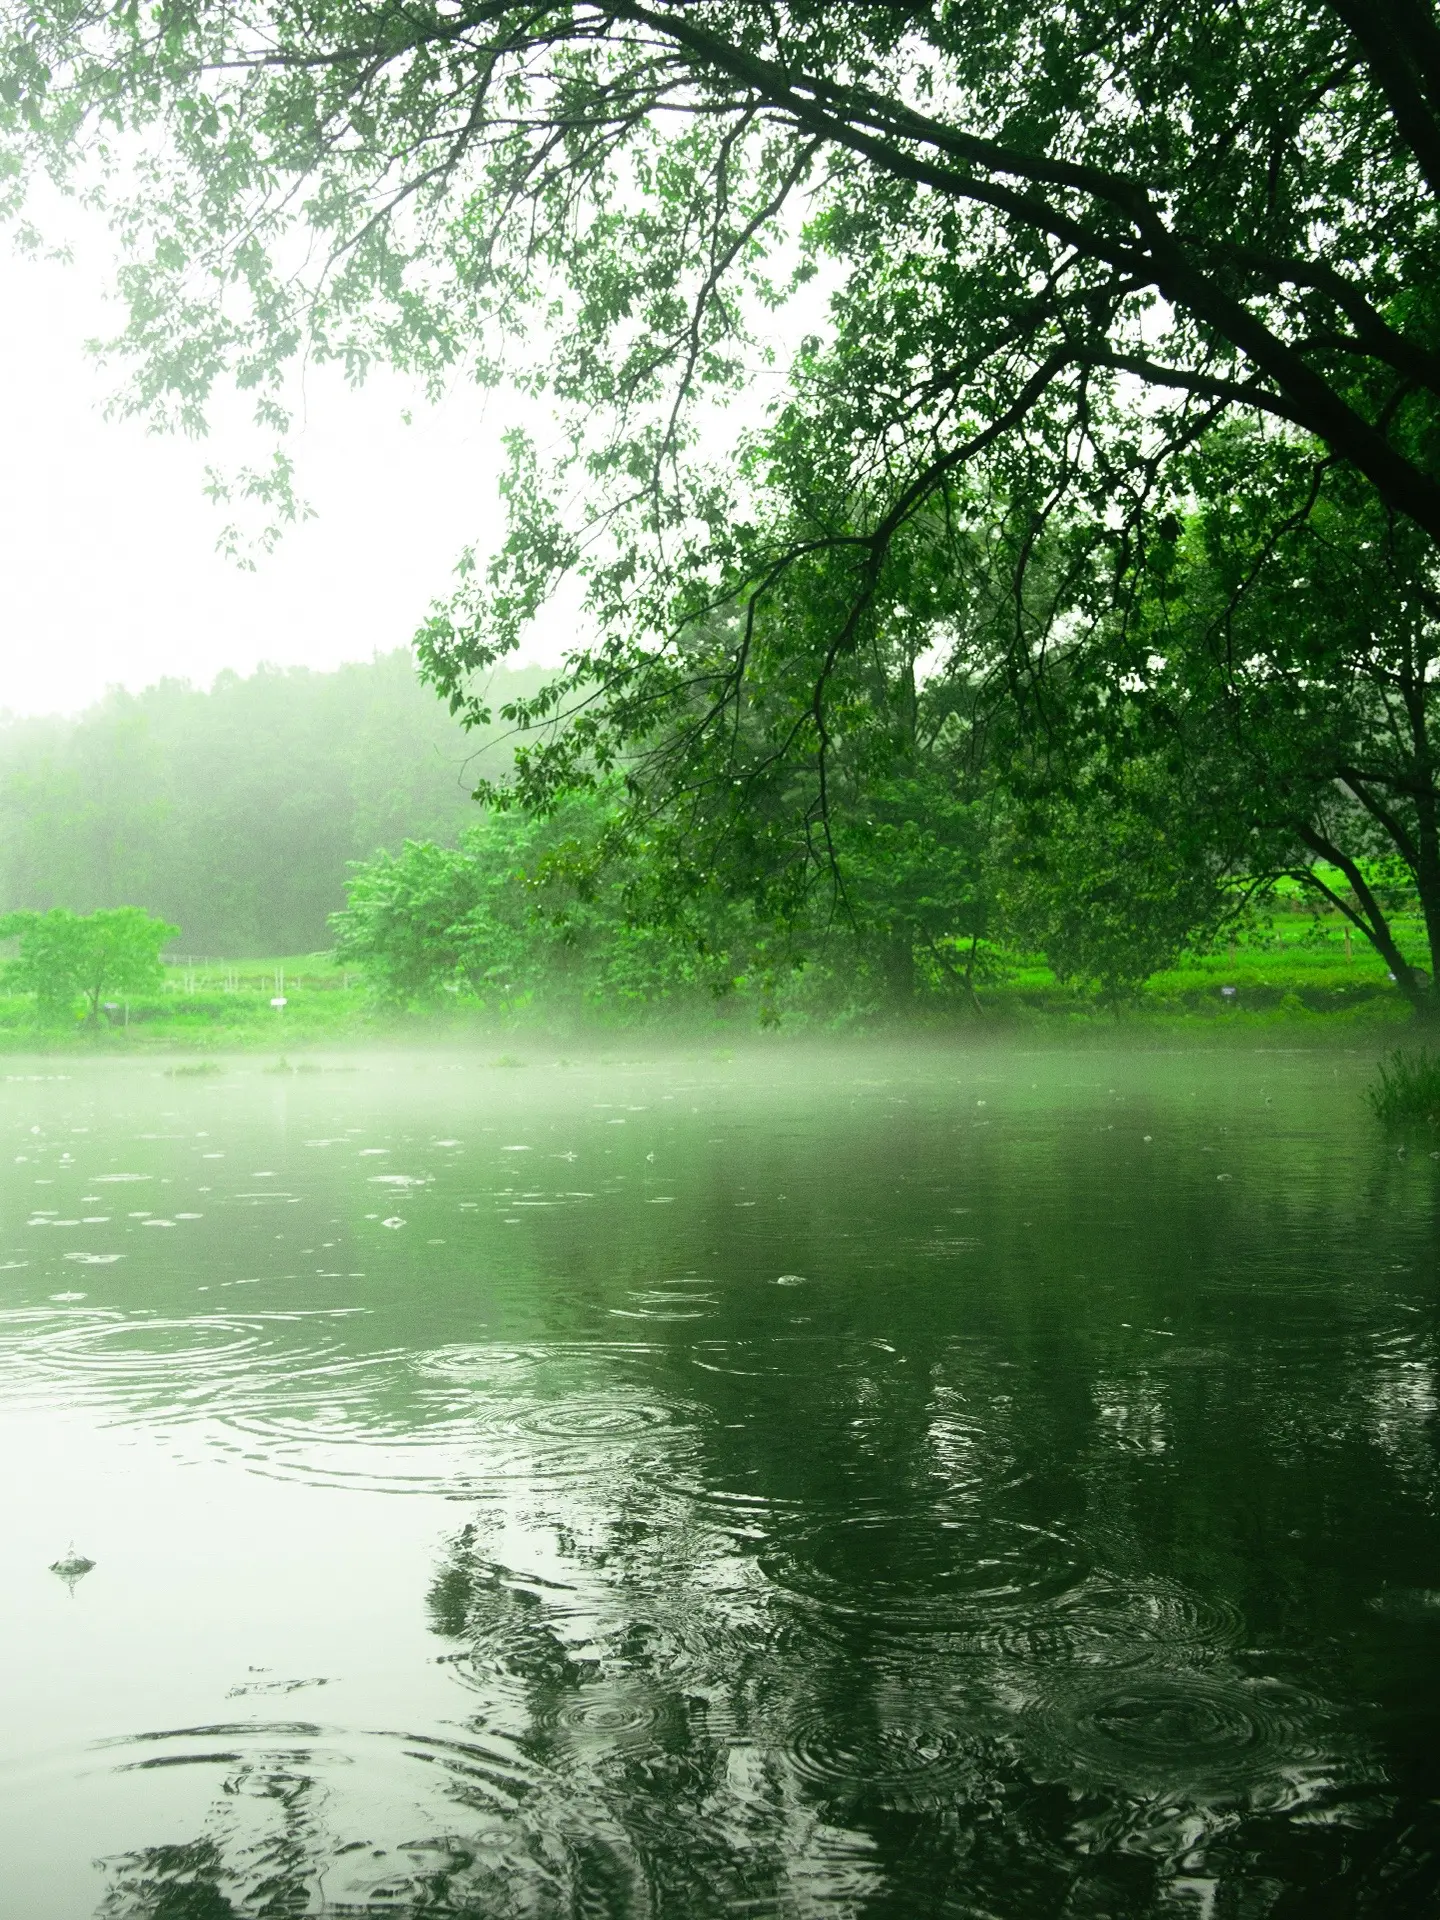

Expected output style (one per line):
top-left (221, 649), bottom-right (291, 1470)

top-left (0, 1044), bottom-right (1435, 1917)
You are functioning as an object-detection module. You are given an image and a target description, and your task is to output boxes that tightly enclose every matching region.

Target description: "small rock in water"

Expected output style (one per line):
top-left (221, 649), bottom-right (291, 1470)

top-left (50, 1546), bottom-right (96, 1589)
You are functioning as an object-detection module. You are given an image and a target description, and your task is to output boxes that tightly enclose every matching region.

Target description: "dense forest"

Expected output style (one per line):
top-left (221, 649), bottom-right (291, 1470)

top-left (0, 655), bottom-right (544, 955)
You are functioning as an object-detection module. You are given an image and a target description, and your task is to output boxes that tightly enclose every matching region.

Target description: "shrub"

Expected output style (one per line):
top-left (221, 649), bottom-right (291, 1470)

top-left (1367, 1048), bottom-right (1440, 1127)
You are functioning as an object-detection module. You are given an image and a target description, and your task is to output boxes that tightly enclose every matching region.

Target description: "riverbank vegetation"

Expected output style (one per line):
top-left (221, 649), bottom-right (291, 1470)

top-left (0, 714), bottom-right (1432, 1047)
top-left (0, 909), bottom-right (1416, 1053)
top-left (1367, 1048), bottom-right (1440, 1128)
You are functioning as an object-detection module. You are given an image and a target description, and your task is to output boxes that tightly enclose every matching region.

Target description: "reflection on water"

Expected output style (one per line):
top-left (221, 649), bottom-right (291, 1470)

top-left (0, 1046), bottom-right (1437, 1914)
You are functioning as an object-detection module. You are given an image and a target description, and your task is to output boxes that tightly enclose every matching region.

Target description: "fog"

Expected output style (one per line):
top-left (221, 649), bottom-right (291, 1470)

top-left (0, 652), bottom-right (548, 955)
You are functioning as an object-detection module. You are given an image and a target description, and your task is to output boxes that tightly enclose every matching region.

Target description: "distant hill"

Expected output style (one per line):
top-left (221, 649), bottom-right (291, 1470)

top-left (0, 653), bottom-right (549, 956)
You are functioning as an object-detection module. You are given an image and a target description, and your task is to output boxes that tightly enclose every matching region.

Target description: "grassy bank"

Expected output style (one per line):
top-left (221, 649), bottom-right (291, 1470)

top-left (0, 899), bottom-right (1422, 1054)
top-left (0, 952), bottom-right (369, 1052)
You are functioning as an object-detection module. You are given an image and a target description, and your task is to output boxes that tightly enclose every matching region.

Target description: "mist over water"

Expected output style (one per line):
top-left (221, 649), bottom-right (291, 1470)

top-left (0, 1045), bottom-right (1436, 1916)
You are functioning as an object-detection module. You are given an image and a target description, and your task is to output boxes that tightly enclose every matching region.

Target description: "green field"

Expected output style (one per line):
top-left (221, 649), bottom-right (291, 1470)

top-left (0, 952), bottom-right (370, 1052)
top-left (992, 899), bottom-right (1421, 1028)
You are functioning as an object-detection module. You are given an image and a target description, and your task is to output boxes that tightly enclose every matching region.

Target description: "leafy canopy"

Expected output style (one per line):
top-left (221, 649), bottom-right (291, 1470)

top-left (332, 794), bottom-right (746, 1015)
top-left (4, 4), bottom-right (1438, 663)
top-left (1043, 424), bottom-right (1440, 1009)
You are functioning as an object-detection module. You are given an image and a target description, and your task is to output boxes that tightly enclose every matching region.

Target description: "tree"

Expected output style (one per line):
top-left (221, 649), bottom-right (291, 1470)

top-left (332, 793), bottom-right (726, 1015)
top-left (1032, 427), bottom-right (1440, 1014)
top-left (332, 833), bottom-right (534, 1007)
top-left (0, 906), bottom-right (179, 1025)
top-left (581, 537), bottom-right (1008, 1004)
top-left (998, 780), bottom-right (1241, 1004)
top-left (7, 2), bottom-right (1440, 952)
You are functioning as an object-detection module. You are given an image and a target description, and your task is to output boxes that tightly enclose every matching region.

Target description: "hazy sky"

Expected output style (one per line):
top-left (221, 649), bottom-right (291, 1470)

top-left (0, 231), bottom-right (563, 719)
top-left (0, 168), bottom-right (821, 724)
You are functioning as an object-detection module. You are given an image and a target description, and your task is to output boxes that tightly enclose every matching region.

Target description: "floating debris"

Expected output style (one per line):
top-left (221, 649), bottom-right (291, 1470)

top-left (50, 1545), bottom-right (96, 1591)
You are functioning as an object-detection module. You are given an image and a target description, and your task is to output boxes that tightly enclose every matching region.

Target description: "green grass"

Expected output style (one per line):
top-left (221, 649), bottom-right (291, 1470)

top-left (980, 899), bottom-right (1422, 1023)
top-left (0, 951), bottom-right (372, 1052)
top-left (1367, 1048), bottom-right (1440, 1128)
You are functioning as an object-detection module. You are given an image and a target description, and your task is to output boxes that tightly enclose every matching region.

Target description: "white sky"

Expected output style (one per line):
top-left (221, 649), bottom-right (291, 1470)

top-left (0, 231), bottom-right (567, 719)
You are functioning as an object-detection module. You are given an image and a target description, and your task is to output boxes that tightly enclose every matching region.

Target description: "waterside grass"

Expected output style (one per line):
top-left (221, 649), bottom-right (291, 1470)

top-left (1367, 1048), bottom-right (1440, 1128)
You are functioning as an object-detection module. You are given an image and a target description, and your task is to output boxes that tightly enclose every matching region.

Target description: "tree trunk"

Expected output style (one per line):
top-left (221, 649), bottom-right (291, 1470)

top-left (1400, 673), bottom-right (1440, 1024)
top-left (1293, 824), bottom-right (1435, 1020)
top-left (879, 935), bottom-right (915, 1006)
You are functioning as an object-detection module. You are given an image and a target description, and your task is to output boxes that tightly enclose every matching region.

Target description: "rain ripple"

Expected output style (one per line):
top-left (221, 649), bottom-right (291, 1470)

top-left (86, 1718), bottom-right (623, 1916)
top-left (0, 1308), bottom-right (393, 1427)
top-left (760, 1510), bottom-right (1088, 1627)
top-left (779, 1698), bottom-right (984, 1811)
top-left (215, 1366), bottom-right (709, 1498)
top-left (980, 1574), bottom-right (1247, 1668)
top-left (1022, 1667), bottom-right (1333, 1797)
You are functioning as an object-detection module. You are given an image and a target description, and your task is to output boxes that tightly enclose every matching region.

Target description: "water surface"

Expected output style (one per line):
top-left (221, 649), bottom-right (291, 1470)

top-left (0, 1045), bottom-right (1436, 1916)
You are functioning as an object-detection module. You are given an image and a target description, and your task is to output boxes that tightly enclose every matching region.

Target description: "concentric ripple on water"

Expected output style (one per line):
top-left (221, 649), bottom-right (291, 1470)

top-left (0, 1311), bottom-right (383, 1422)
top-left (214, 1360), bottom-right (706, 1497)
top-left (86, 1719), bottom-right (602, 1914)
top-left (778, 1699), bottom-right (983, 1811)
top-left (981, 1575), bottom-right (1247, 1669)
top-left (760, 1510), bottom-right (1088, 1627)
top-left (530, 1684), bottom-right (685, 1760)
top-left (1024, 1669), bottom-right (1329, 1796)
